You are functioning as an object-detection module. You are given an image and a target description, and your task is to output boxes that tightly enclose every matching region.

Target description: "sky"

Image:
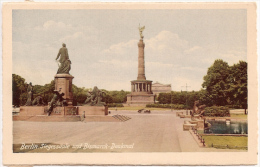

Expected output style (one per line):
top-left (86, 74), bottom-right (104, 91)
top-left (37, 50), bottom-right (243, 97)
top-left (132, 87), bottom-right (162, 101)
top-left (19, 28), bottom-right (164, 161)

top-left (12, 9), bottom-right (247, 91)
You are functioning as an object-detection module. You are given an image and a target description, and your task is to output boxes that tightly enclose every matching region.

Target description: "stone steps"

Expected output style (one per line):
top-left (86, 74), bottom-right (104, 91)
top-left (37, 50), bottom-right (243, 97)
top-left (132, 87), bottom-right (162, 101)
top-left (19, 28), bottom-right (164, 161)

top-left (83, 116), bottom-right (121, 122)
top-left (112, 115), bottom-right (131, 122)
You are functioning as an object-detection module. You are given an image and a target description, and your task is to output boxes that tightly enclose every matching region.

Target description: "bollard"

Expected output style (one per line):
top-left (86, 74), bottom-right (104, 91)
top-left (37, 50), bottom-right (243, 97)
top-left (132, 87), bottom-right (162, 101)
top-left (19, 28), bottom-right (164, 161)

top-left (211, 143), bottom-right (213, 147)
top-left (202, 139), bottom-right (205, 146)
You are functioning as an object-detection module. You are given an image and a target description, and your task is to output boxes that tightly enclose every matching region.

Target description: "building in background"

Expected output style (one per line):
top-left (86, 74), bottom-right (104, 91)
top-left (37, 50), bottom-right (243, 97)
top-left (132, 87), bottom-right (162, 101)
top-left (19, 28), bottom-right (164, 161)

top-left (152, 82), bottom-right (172, 96)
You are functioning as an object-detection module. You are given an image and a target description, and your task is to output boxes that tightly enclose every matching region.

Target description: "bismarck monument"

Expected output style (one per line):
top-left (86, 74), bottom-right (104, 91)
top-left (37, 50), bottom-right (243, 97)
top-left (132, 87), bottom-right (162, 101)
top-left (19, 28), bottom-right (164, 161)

top-left (55, 43), bottom-right (74, 106)
top-left (126, 25), bottom-right (155, 106)
top-left (15, 43), bottom-right (108, 122)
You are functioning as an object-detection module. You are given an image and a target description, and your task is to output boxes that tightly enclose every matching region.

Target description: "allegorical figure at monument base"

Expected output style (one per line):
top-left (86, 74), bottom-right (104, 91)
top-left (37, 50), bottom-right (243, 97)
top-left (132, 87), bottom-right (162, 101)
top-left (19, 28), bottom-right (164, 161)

top-left (84, 86), bottom-right (106, 106)
top-left (32, 96), bottom-right (45, 106)
top-left (47, 89), bottom-right (67, 116)
top-left (56, 43), bottom-right (71, 74)
top-left (25, 82), bottom-right (33, 106)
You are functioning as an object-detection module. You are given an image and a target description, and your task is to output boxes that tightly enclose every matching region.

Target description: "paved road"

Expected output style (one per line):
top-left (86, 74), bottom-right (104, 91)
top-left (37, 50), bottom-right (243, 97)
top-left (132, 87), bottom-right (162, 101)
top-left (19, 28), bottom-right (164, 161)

top-left (13, 110), bottom-right (245, 152)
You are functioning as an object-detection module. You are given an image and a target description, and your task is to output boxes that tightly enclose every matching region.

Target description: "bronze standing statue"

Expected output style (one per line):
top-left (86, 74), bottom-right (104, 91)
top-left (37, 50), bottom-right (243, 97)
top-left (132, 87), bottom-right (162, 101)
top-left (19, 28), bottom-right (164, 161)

top-left (25, 82), bottom-right (33, 106)
top-left (56, 43), bottom-right (71, 74)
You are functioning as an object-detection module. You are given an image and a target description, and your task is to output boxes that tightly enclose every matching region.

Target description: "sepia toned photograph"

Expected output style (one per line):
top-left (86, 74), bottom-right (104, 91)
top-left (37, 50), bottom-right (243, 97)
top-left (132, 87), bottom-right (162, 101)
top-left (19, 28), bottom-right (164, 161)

top-left (2, 2), bottom-right (258, 166)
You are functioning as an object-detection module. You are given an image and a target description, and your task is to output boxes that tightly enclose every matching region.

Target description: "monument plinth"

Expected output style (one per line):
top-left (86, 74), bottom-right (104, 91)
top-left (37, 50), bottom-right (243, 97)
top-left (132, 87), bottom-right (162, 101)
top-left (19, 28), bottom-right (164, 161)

top-left (126, 26), bottom-right (155, 106)
top-left (54, 74), bottom-right (74, 105)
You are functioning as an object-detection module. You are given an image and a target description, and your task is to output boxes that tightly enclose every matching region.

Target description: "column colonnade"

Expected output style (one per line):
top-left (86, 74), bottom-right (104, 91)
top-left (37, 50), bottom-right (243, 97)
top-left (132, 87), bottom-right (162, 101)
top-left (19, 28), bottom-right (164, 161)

top-left (131, 81), bottom-right (152, 93)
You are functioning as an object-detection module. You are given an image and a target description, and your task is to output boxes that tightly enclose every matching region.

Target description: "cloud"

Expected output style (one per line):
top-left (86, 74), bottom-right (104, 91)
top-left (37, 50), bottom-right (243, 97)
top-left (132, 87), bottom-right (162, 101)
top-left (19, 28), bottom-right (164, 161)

top-left (88, 30), bottom-right (246, 91)
top-left (13, 23), bottom-right (247, 91)
top-left (219, 50), bottom-right (247, 65)
top-left (35, 20), bottom-right (71, 31)
top-left (146, 31), bottom-right (189, 51)
top-left (102, 39), bottom-right (138, 57)
top-left (184, 46), bottom-right (203, 54)
top-left (59, 32), bottom-right (85, 43)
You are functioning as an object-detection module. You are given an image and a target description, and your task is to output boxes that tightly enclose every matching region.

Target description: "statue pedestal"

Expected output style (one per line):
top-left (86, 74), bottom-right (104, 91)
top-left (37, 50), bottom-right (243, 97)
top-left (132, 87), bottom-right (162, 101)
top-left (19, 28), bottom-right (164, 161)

top-left (54, 74), bottom-right (74, 106)
top-left (14, 106), bottom-right (109, 122)
top-left (78, 106), bottom-right (108, 116)
top-left (126, 94), bottom-right (155, 106)
top-left (19, 106), bottom-right (46, 116)
top-left (126, 80), bottom-right (155, 106)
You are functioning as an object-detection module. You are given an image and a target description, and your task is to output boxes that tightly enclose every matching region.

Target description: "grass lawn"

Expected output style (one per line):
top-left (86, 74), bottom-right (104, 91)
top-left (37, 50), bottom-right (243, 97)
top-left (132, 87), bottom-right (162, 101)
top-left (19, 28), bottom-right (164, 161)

top-left (202, 136), bottom-right (248, 150)
top-left (230, 114), bottom-right (247, 119)
top-left (108, 106), bottom-right (175, 111)
top-left (197, 130), bottom-right (204, 134)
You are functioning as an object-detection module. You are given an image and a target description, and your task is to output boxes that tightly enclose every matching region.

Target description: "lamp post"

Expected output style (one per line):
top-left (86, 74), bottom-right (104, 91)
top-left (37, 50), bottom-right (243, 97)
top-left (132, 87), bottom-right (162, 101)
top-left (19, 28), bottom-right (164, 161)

top-left (181, 83), bottom-right (190, 115)
top-left (171, 91), bottom-right (173, 111)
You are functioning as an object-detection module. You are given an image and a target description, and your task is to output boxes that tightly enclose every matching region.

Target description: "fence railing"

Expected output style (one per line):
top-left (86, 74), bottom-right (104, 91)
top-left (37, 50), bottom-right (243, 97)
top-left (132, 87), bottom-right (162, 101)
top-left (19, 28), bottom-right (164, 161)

top-left (209, 143), bottom-right (248, 150)
top-left (191, 127), bottom-right (247, 149)
top-left (191, 127), bottom-right (205, 146)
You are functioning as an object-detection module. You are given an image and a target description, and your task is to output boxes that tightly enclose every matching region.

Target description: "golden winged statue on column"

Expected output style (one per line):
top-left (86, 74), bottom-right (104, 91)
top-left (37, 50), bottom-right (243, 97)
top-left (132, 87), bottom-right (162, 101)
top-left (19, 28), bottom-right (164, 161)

top-left (138, 24), bottom-right (145, 39)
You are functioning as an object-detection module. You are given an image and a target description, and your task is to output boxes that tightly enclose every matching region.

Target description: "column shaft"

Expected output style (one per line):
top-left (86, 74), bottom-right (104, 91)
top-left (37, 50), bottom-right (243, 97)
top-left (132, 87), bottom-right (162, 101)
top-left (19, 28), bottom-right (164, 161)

top-left (137, 40), bottom-right (146, 80)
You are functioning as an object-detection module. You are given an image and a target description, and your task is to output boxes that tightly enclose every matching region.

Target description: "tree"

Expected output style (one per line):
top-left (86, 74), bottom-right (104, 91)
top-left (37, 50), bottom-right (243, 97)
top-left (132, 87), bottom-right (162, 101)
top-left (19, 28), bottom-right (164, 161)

top-left (103, 90), bottom-right (129, 104)
top-left (228, 61), bottom-right (247, 114)
top-left (158, 93), bottom-right (171, 104)
top-left (12, 74), bottom-right (27, 106)
top-left (72, 85), bottom-right (90, 104)
top-left (39, 80), bottom-right (55, 103)
top-left (202, 59), bottom-right (230, 106)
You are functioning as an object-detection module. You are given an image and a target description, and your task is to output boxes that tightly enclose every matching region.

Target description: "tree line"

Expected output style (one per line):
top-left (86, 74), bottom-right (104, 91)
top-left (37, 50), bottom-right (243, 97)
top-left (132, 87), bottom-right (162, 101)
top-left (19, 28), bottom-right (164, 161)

top-left (157, 59), bottom-right (247, 113)
top-left (13, 59), bottom-right (247, 113)
top-left (12, 74), bottom-right (130, 106)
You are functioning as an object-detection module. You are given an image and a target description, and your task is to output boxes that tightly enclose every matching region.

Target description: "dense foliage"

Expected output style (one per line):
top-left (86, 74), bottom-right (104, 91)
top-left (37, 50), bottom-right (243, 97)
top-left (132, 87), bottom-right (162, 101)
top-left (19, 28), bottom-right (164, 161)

top-left (107, 103), bottom-right (124, 107)
top-left (157, 90), bottom-right (209, 109)
top-left (202, 60), bottom-right (247, 113)
top-left (146, 104), bottom-right (185, 109)
top-left (12, 74), bottom-right (129, 106)
top-left (202, 59), bottom-right (230, 106)
top-left (204, 106), bottom-right (230, 117)
top-left (12, 74), bottom-right (27, 106)
top-left (12, 59), bottom-right (247, 112)
top-left (228, 61), bottom-right (247, 112)
top-left (102, 90), bottom-right (129, 104)
top-left (156, 60), bottom-right (247, 113)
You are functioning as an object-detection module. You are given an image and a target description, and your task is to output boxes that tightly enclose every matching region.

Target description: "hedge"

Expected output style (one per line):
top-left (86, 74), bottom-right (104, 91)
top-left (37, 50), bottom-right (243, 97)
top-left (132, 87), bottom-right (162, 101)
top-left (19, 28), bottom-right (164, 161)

top-left (107, 103), bottom-right (124, 107)
top-left (225, 105), bottom-right (242, 109)
top-left (146, 104), bottom-right (185, 109)
top-left (204, 106), bottom-right (230, 117)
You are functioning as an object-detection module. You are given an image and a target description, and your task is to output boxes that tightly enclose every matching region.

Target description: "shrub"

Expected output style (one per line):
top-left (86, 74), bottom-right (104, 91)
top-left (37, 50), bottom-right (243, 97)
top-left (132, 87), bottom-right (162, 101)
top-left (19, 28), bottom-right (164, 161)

top-left (107, 103), bottom-right (124, 107)
top-left (146, 104), bottom-right (185, 109)
top-left (225, 105), bottom-right (242, 109)
top-left (204, 106), bottom-right (230, 117)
